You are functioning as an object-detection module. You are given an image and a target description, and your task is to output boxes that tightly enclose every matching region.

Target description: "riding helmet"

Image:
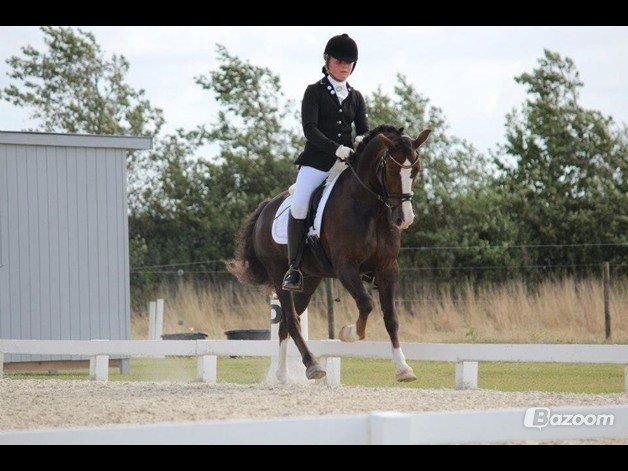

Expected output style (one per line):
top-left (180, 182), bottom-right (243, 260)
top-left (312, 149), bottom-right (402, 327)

top-left (323, 33), bottom-right (358, 74)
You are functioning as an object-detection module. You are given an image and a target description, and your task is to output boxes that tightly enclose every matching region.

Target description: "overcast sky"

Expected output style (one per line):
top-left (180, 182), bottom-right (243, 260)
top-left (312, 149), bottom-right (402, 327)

top-left (0, 26), bottom-right (626, 156)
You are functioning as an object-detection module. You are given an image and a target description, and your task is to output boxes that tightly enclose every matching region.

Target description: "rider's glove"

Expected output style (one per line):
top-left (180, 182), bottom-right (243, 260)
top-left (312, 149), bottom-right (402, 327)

top-left (335, 145), bottom-right (353, 161)
top-left (353, 134), bottom-right (366, 146)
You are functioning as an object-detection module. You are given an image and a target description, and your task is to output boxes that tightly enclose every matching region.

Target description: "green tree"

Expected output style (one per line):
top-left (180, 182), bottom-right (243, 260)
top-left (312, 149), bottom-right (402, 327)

top-left (495, 50), bottom-right (627, 268)
top-left (1, 26), bottom-right (164, 137)
top-left (131, 45), bottom-right (300, 274)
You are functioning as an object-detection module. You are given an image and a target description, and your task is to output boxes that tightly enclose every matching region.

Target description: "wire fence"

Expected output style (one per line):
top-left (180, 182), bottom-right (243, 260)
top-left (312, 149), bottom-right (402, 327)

top-left (129, 242), bottom-right (627, 316)
top-left (127, 243), bottom-right (627, 342)
top-left (130, 242), bottom-right (628, 273)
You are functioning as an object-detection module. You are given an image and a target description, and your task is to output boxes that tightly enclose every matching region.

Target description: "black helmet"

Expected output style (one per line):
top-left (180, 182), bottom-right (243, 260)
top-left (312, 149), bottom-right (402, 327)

top-left (324, 33), bottom-right (358, 63)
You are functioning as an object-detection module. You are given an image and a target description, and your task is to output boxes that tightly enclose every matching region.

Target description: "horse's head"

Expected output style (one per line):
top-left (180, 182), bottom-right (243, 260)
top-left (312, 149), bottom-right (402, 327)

top-left (377, 128), bottom-right (431, 230)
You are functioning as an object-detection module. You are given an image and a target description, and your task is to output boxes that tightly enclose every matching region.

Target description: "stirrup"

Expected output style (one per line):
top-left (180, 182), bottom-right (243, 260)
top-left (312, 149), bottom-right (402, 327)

top-left (361, 272), bottom-right (375, 284)
top-left (282, 267), bottom-right (304, 292)
top-left (361, 272), bottom-right (379, 290)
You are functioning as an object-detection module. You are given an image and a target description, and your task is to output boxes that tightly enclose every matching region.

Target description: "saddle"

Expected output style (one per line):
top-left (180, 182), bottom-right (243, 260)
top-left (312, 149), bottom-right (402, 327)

top-left (304, 181), bottom-right (375, 284)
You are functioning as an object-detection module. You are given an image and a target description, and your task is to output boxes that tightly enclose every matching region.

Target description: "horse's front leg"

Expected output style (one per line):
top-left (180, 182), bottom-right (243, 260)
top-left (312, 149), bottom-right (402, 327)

top-left (337, 260), bottom-right (374, 342)
top-left (377, 263), bottom-right (417, 382)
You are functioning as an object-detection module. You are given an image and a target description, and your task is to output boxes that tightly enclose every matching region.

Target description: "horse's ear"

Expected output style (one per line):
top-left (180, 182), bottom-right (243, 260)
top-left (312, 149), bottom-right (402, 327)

top-left (378, 133), bottom-right (395, 149)
top-left (412, 129), bottom-right (432, 149)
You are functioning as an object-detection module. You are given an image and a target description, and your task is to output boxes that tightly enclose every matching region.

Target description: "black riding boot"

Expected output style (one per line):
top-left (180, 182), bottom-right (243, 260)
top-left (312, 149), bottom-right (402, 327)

top-left (282, 215), bottom-right (307, 292)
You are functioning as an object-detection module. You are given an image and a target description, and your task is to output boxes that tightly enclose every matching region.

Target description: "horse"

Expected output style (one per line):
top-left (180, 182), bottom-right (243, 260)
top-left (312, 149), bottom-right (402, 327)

top-left (228, 124), bottom-right (431, 382)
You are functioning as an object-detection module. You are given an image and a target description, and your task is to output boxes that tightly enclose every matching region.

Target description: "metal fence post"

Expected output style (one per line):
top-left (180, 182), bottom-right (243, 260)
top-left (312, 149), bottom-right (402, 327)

top-left (603, 262), bottom-right (611, 340)
top-left (325, 278), bottom-right (335, 339)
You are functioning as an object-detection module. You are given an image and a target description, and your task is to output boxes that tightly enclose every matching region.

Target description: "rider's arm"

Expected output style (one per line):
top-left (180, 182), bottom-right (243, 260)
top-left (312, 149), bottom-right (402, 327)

top-left (354, 90), bottom-right (369, 137)
top-left (301, 85), bottom-right (341, 155)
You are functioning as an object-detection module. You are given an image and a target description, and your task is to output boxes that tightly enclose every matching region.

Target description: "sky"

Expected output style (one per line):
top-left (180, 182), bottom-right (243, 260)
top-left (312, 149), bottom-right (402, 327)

top-left (0, 26), bottom-right (626, 156)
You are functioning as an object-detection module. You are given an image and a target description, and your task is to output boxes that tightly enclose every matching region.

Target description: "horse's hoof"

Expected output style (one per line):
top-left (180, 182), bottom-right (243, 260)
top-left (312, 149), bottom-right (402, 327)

top-left (339, 324), bottom-right (359, 343)
top-left (395, 368), bottom-right (418, 382)
top-left (306, 363), bottom-right (326, 380)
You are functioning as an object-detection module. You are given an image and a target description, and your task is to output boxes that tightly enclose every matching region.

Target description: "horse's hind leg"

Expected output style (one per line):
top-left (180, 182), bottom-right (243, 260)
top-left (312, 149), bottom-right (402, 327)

top-left (336, 260), bottom-right (373, 342)
top-left (276, 276), bottom-right (322, 383)
top-left (274, 278), bottom-right (325, 380)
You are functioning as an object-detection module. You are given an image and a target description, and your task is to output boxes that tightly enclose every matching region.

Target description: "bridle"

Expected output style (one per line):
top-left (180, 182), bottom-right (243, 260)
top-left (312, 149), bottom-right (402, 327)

top-left (343, 147), bottom-right (420, 210)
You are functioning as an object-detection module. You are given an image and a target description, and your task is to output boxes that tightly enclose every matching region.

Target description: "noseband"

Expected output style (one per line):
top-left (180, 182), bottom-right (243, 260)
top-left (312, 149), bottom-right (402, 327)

top-left (345, 148), bottom-right (420, 210)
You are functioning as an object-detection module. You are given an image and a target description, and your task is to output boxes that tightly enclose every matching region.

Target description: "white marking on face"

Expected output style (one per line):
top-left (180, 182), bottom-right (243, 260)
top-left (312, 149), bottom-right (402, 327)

top-left (400, 160), bottom-right (415, 229)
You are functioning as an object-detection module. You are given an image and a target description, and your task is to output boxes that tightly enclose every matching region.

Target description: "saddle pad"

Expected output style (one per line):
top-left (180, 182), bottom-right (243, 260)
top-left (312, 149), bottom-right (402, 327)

top-left (271, 169), bottom-right (345, 245)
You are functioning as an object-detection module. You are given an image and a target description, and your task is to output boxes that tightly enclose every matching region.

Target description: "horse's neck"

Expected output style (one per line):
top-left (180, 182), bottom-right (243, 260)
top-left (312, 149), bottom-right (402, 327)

top-left (351, 145), bottom-right (381, 195)
top-left (338, 146), bottom-right (384, 219)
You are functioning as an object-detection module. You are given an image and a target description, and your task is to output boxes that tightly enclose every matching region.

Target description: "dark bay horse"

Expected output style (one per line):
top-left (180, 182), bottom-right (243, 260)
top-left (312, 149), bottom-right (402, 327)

top-left (228, 125), bottom-right (431, 382)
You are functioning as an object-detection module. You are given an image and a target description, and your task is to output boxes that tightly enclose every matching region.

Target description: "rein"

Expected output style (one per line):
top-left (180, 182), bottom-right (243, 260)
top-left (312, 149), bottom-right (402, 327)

top-left (342, 147), bottom-right (418, 210)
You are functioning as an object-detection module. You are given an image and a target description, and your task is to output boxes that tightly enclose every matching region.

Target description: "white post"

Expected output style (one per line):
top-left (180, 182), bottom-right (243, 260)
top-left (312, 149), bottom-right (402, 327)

top-left (155, 299), bottom-right (164, 340)
top-left (148, 301), bottom-right (157, 340)
top-left (265, 293), bottom-right (308, 384)
top-left (317, 357), bottom-right (341, 387)
top-left (454, 361), bottom-right (479, 390)
top-left (266, 294), bottom-right (282, 382)
top-left (0, 352), bottom-right (4, 379)
top-left (196, 355), bottom-right (217, 383)
top-left (300, 307), bottom-right (308, 340)
top-left (624, 366), bottom-right (628, 393)
top-left (89, 355), bottom-right (109, 381)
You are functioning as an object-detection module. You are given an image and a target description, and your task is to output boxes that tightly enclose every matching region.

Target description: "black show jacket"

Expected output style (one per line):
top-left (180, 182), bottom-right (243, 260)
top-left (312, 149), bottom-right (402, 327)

top-left (295, 76), bottom-right (369, 172)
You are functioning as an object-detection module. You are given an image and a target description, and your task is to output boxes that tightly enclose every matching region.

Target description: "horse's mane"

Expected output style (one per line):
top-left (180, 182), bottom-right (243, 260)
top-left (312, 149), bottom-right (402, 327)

top-left (349, 124), bottom-right (405, 166)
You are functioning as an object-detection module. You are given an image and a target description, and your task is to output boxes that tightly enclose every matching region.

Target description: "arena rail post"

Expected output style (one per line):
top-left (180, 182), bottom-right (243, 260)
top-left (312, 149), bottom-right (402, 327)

top-left (89, 355), bottom-right (109, 381)
top-left (454, 361), bottom-right (478, 390)
top-left (88, 340), bottom-right (111, 381)
top-left (317, 356), bottom-right (341, 387)
top-left (0, 352), bottom-right (4, 379)
top-left (196, 355), bottom-right (217, 383)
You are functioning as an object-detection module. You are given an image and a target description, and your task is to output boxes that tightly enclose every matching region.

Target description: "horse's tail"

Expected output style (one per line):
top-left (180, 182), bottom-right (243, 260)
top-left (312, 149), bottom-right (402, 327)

top-left (227, 198), bottom-right (271, 286)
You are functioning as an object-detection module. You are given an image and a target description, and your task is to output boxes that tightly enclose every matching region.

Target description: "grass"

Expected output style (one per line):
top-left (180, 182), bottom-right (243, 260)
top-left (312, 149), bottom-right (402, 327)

top-left (131, 276), bottom-right (628, 344)
top-left (5, 357), bottom-right (625, 394)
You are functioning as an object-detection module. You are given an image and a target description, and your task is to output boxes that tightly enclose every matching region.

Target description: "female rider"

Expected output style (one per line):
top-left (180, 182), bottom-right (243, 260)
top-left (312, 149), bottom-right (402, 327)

top-left (282, 33), bottom-right (369, 291)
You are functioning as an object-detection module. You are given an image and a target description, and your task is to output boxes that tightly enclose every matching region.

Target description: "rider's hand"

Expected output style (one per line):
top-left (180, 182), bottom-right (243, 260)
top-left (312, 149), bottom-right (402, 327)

top-left (335, 145), bottom-right (353, 161)
top-left (353, 134), bottom-right (366, 146)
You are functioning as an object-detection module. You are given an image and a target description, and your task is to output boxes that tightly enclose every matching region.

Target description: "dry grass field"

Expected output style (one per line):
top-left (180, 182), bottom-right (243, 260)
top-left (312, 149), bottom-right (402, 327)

top-left (131, 276), bottom-right (627, 344)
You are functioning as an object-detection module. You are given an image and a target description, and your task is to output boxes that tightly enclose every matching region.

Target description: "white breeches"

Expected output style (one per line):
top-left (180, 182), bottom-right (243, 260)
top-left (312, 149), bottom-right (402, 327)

top-left (290, 165), bottom-right (330, 220)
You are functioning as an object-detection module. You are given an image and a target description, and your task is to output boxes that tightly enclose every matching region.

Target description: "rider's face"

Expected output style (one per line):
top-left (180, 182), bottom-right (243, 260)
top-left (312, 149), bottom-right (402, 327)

top-left (327, 57), bottom-right (353, 81)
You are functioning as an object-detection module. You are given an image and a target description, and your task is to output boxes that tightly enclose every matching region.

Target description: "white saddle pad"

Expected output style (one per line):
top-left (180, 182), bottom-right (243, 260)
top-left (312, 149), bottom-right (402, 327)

top-left (271, 168), bottom-right (346, 245)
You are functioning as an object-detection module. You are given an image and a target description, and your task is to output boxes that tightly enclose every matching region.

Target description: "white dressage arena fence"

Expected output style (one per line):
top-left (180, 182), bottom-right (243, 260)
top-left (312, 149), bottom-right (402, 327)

top-left (1, 338), bottom-right (627, 391)
top-left (0, 405), bottom-right (626, 444)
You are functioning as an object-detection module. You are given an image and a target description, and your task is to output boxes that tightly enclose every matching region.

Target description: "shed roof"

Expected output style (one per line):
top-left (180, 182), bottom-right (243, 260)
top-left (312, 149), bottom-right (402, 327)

top-left (0, 131), bottom-right (152, 150)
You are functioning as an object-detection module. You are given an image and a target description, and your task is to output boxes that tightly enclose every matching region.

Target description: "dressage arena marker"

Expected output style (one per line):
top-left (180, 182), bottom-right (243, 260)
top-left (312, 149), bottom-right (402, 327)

top-left (265, 294), bottom-right (308, 384)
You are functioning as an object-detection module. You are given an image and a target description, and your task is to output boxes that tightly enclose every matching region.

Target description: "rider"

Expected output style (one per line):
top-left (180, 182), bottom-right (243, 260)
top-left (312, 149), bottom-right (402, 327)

top-left (282, 33), bottom-right (370, 291)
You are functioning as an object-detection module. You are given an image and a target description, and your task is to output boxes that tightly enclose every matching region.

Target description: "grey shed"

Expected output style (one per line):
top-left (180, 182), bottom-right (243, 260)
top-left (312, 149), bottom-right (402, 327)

top-left (0, 131), bottom-right (152, 363)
